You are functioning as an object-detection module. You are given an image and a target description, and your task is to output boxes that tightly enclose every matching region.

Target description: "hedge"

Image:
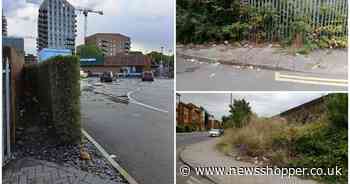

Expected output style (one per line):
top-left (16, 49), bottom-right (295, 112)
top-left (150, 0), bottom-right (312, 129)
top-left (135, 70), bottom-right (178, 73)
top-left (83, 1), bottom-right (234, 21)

top-left (23, 56), bottom-right (81, 144)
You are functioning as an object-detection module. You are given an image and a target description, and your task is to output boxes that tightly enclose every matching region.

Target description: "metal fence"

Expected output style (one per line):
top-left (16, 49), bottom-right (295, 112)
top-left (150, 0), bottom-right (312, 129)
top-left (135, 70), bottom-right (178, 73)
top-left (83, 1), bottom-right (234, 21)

top-left (3, 57), bottom-right (11, 165)
top-left (247, 0), bottom-right (348, 40)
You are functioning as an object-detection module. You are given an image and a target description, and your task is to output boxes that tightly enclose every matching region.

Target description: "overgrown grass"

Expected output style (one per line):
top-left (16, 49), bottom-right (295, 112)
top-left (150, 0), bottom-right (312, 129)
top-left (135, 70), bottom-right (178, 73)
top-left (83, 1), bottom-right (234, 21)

top-left (218, 113), bottom-right (347, 183)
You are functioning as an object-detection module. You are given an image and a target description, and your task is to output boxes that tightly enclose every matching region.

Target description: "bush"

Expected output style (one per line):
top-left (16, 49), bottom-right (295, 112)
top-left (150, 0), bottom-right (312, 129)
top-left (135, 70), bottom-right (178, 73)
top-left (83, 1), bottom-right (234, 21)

top-left (218, 117), bottom-right (288, 157)
top-left (176, 124), bottom-right (197, 132)
top-left (327, 93), bottom-right (348, 128)
top-left (23, 56), bottom-right (81, 145)
top-left (218, 99), bottom-right (348, 184)
top-left (291, 122), bottom-right (347, 183)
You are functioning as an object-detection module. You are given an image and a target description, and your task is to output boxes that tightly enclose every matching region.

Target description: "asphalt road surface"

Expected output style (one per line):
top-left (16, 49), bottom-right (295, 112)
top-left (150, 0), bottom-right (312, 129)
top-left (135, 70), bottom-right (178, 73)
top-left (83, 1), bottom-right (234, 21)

top-left (81, 78), bottom-right (174, 184)
top-left (177, 132), bottom-right (213, 184)
top-left (176, 56), bottom-right (347, 91)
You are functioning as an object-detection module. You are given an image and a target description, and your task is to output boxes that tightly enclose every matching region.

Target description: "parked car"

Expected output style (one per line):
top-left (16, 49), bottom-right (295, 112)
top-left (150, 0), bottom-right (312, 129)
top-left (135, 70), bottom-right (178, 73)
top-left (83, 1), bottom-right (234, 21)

top-left (142, 71), bottom-right (154, 81)
top-left (209, 129), bottom-right (221, 137)
top-left (100, 72), bottom-right (113, 82)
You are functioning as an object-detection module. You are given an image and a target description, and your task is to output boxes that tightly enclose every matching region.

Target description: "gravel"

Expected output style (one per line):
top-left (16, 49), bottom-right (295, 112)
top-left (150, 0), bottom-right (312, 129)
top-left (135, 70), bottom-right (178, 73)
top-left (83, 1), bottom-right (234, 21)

top-left (13, 128), bottom-right (127, 184)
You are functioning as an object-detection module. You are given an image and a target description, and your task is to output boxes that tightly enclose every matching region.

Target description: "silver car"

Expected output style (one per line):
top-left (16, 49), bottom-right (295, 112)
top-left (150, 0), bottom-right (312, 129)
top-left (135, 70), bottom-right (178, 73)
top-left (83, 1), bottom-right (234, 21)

top-left (209, 129), bottom-right (221, 137)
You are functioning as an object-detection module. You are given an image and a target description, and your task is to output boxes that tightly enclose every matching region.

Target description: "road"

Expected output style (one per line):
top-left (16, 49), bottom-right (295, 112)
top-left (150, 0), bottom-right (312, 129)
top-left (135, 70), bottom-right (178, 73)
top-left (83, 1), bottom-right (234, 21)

top-left (81, 78), bottom-right (174, 184)
top-left (176, 56), bottom-right (347, 91)
top-left (177, 132), bottom-right (213, 184)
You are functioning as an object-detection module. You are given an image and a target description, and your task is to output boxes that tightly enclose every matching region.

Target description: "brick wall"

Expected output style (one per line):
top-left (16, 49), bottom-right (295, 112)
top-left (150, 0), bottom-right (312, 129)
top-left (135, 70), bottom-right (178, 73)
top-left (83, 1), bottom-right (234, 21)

top-left (279, 95), bottom-right (328, 124)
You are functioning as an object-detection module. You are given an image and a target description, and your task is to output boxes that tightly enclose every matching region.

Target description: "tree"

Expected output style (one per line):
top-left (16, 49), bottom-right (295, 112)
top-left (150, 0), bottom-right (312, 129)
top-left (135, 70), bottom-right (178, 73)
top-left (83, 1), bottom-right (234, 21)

top-left (146, 51), bottom-right (174, 67)
top-left (229, 99), bottom-right (252, 128)
top-left (327, 93), bottom-right (348, 128)
top-left (76, 44), bottom-right (103, 58)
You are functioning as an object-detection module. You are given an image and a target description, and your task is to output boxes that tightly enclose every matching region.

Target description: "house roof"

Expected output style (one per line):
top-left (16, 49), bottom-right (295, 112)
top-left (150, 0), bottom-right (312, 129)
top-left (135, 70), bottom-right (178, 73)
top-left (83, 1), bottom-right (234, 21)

top-left (87, 33), bottom-right (130, 40)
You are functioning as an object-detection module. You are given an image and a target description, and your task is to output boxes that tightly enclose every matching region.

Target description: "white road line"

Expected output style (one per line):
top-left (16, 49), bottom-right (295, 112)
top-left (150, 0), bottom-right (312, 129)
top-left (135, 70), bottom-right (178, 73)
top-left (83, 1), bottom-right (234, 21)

top-left (127, 90), bottom-right (169, 114)
top-left (82, 130), bottom-right (139, 184)
top-left (275, 72), bottom-right (348, 87)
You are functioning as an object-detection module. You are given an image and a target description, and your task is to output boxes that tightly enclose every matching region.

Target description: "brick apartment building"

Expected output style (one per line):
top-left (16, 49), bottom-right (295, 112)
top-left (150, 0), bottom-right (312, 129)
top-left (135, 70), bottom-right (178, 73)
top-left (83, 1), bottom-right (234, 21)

top-left (206, 114), bottom-right (222, 129)
top-left (177, 102), bottom-right (205, 131)
top-left (85, 33), bottom-right (130, 56)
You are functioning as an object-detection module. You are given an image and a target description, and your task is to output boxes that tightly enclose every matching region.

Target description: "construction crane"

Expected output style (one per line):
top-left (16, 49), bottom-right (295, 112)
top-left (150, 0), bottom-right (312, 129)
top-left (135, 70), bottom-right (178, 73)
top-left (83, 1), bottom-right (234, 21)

top-left (75, 7), bottom-right (103, 43)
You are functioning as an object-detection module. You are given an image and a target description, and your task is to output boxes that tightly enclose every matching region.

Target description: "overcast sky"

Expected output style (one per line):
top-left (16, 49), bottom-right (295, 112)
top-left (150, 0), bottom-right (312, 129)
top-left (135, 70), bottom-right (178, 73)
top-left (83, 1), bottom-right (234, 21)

top-left (178, 93), bottom-right (327, 119)
top-left (3, 0), bottom-right (174, 55)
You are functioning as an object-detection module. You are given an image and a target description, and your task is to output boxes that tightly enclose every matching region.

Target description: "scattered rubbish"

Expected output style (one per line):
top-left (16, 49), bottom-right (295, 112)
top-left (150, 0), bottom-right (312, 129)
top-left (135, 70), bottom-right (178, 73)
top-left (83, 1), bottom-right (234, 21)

top-left (224, 40), bottom-right (229, 45)
top-left (93, 82), bottom-right (104, 86)
top-left (80, 150), bottom-right (91, 160)
top-left (212, 63), bottom-right (220, 67)
top-left (312, 63), bottom-right (321, 69)
top-left (234, 65), bottom-right (241, 69)
top-left (185, 67), bottom-right (200, 73)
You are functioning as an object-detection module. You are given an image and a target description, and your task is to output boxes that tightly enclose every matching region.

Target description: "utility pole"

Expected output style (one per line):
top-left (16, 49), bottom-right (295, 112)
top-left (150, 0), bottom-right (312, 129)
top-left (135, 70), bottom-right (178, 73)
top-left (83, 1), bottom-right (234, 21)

top-left (160, 46), bottom-right (164, 66)
top-left (160, 46), bottom-right (164, 77)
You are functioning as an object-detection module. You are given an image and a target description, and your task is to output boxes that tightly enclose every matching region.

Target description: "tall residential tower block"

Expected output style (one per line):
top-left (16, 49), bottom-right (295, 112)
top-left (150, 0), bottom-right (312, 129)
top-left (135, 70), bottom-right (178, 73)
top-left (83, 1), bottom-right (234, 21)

top-left (37, 0), bottom-right (77, 52)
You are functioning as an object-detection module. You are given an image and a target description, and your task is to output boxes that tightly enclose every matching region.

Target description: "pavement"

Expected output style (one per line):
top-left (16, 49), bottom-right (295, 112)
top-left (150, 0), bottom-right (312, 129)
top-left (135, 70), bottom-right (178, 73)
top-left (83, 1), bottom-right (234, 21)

top-left (176, 55), bottom-right (347, 91)
top-left (176, 132), bottom-right (213, 184)
top-left (3, 158), bottom-right (122, 184)
top-left (81, 78), bottom-right (174, 184)
top-left (177, 45), bottom-right (348, 76)
top-left (180, 138), bottom-right (319, 184)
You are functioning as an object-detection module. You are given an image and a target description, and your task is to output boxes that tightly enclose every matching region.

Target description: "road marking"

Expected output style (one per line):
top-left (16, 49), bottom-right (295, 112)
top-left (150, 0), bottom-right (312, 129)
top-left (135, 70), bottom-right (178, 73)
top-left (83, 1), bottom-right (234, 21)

top-left (82, 129), bottom-right (139, 184)
top-left (127, 90), bottom-right (169, 114)
top-left (275, 72), bottom-right (348, 87)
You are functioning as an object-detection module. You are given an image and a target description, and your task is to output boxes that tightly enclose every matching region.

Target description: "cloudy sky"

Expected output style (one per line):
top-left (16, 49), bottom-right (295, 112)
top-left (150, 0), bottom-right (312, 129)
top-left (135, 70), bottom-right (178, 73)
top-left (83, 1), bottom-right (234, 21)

top-left (178, 93), bottom-right (328, 119)
top-left (3, 0), bottom-right (174, 55)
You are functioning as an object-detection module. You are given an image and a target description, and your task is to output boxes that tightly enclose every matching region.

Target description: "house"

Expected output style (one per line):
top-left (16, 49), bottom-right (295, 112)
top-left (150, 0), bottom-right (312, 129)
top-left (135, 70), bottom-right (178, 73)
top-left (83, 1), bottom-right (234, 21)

top-left (176, 102), bottom-right (205, 131)
top-left (206, 115), bottom-right (222, 129)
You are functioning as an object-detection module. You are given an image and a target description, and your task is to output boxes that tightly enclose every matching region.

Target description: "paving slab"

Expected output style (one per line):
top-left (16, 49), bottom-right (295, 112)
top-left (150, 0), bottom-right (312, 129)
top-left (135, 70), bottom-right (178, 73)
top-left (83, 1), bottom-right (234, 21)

top-left (180, 138), bottom-right (319, 184)
top-left (3, 158), bottom-right (124, 184)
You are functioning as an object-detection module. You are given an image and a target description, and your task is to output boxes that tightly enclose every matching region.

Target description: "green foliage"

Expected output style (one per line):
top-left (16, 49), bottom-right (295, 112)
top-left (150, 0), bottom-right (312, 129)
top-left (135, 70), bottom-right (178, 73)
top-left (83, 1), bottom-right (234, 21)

top-left (23, 56), bottom-right (81, 145)
top-left (176, 124), bottom-right (197, 132)
top-left (290, 123), bottom-right (347, 183)
top-left (146, 51), bottom-right (174, 67)
top-left (327, 93), bottom-right (348, 128)
top-left (284, 94), bottom-right (348, 183)
top-left (218, 94), bottom-right (348, 183)
top-left (177, 0), bottom-right (347, 50)
top-left (229, 99), bottom-right (252, 128)
top-left (77, 44), bottom-right (103, 58)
